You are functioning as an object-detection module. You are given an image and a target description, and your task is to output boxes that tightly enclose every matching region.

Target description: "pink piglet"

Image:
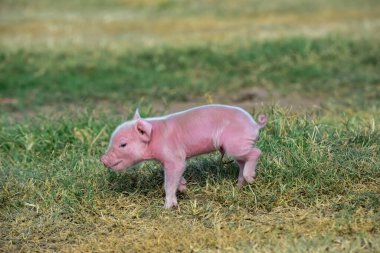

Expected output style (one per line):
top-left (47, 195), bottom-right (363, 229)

top-left (101, 104), bottom-right (267, 208)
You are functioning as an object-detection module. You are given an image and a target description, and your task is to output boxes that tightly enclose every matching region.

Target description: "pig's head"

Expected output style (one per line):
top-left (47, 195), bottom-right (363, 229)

top-left (101, 110), bottom-right (152, 172)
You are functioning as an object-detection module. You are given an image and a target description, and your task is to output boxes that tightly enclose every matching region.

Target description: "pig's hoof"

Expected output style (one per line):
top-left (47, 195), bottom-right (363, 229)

top-left (237, 181), bottom-right (245, 188)
top-left (237, 177), bottom-right (246, 188)
top-left (244, 176), bottom-right (256, 184)
top-left (164, 201), bottom-right (178, 209)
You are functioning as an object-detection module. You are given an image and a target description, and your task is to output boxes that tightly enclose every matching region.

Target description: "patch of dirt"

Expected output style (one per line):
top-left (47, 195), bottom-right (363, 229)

top-left (1, 86), bottom-right (323, 122)
top-left (0, 98), bottom-right (18, 105)
top-left (157, 86), bottom-right (322, 115)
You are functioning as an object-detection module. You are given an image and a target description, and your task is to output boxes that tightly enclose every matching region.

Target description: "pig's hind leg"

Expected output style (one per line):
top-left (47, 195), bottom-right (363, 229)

top-left (222, 139), bottom-right (261, 185)
top-left (241, 148), bottom-right (261, 183)
top-left (237, 160), bottom-right (246, 188)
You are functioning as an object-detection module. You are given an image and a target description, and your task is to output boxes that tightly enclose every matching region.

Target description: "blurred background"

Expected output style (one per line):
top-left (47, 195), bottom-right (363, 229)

top-left (1, 0), bottom-right (379, 117)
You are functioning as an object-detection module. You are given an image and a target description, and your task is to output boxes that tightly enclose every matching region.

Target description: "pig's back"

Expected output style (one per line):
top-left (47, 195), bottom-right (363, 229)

top-left (168, 104), bottom-right (255, 126)
top-left (165, 105), bottom-right (257, 157)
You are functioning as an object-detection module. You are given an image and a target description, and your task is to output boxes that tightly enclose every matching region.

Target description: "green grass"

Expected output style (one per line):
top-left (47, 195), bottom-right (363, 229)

top-left (1, 37), bottom-right (379, 113)
top-left (1, 107), bottom-right (379, 252)
top-left (1, 0), bottom-right (380, 252)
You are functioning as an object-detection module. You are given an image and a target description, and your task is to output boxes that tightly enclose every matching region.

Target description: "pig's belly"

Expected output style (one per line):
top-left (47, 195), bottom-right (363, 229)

top-left (185, 138), bottom-right (216, 158)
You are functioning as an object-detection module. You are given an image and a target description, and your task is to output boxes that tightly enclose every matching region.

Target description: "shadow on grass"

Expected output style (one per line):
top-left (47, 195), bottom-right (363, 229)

top-left (106, 152), bottom-right (240, 195)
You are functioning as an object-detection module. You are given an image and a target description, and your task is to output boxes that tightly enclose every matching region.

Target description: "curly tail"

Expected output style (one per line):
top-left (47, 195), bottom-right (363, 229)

top-left (257, 114), bottom-right (267, 129)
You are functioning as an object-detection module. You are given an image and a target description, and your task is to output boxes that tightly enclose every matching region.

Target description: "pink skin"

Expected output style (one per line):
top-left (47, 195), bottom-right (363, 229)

top-left (101, 104), bottom-right (267, 209)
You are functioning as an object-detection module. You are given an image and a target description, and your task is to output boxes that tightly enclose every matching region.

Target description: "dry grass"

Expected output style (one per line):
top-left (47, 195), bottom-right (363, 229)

top-left (4, 203), bottom-right (379, 252)
top-left (1, 0), bottom-right (380, 50)
top-left (2, 177), bottom-right (379, 252)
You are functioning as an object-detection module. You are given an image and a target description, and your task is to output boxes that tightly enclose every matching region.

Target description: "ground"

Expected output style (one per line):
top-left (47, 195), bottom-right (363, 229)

top-left (0, 0), bottom-right (379, 252)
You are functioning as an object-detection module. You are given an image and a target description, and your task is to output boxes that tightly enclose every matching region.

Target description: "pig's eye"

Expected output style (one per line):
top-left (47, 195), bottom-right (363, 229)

top-left (120, 143), bottom-right (127, 148)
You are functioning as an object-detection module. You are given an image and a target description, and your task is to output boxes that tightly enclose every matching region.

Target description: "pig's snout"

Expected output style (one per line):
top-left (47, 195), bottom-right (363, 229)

top-left (100, 154), bottom-right (111, 168)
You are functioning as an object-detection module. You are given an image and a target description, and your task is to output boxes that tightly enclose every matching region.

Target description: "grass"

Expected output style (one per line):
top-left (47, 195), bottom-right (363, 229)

top-left (1, 37), bottom-right (379, 113)
top-left (1, 0), bottom-right (380, 252)
top-left (1, 107), bottom-right (379, 252)
top-left (1, 0), bottom-right (380, 50)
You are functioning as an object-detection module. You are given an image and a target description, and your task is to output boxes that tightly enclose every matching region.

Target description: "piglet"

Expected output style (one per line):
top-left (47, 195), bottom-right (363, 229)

top-left (101, 104), bottom-right (267, 208)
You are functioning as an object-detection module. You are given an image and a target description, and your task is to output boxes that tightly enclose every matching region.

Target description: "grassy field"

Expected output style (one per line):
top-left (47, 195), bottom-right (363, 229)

top-left (1, 0), bottom-right (380, 252)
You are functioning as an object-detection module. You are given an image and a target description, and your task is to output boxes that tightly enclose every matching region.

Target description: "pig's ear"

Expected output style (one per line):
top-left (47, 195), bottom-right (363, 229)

top-left (133, 108), bottom-right (141, 120)
top-left (135, 119), bottom-right (152, 142)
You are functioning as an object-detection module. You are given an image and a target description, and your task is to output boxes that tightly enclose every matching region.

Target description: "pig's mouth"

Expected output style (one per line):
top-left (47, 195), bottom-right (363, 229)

top-left (110, 160), bottom-right (123, 168)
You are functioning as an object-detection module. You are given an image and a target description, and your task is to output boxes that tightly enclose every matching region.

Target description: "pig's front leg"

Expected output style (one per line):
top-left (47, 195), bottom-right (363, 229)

top-left (178, 177), bottom-right (187, 192)
top-left (163, 160), bottom-right (186, 209)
